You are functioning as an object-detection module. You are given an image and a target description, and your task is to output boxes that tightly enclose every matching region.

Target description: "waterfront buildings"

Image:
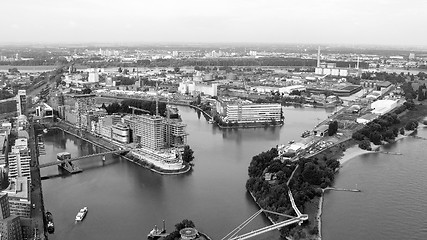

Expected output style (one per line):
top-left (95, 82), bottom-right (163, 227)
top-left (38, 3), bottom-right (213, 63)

top-left (216, 99), bottom-right (282, 124)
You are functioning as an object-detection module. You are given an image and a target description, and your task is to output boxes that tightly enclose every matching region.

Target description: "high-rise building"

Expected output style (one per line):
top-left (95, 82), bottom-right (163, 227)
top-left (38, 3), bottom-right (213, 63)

top-left (134, 115), bottom-right (165, 150)
top-left (1, 177), bottom-right (31, 218)
top-left (164, 120), bottom-right (187, 148)
top-left (16, 90), bottom-right (26, 116)
top-left (0, 194), bottom-right (10, 219)
top-left (8, 137), bottom-right (30, 183)
top-left (0, 194), bottom-right (23, 240)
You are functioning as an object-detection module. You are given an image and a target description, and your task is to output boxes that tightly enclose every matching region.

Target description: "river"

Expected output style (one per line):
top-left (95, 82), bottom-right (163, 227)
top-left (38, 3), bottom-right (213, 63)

top-left (39, 106), bottom-right (331, 240)
top-left (323, 128), bottom-right (427, 240)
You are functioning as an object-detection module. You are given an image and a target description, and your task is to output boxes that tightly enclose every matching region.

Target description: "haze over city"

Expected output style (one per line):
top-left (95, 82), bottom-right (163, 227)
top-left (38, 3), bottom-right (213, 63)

top-left (1, 0), bottom-right (427, 47)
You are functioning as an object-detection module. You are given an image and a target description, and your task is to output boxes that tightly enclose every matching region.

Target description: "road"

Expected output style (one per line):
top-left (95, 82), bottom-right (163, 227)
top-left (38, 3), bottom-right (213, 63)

top-left (29, 121), bottom-right (48, 240)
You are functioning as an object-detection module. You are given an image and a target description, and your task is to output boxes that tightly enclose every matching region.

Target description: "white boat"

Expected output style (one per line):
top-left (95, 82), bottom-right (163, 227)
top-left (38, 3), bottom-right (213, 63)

top-left (75, 207), bottom-right (88, 222)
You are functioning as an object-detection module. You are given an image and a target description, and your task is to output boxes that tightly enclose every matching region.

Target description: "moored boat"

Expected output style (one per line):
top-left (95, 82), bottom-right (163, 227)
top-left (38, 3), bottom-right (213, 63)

top-left (46, 211), bottom-right (55, 234)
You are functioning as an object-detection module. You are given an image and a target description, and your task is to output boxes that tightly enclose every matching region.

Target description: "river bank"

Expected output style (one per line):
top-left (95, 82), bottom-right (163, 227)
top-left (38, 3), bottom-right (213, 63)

top-left (314, 128), bottom-right (418, 239)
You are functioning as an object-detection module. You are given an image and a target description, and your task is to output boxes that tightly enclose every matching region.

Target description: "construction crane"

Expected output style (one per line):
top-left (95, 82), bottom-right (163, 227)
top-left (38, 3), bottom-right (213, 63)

top-left (129, 106), bottom-right (150, 115)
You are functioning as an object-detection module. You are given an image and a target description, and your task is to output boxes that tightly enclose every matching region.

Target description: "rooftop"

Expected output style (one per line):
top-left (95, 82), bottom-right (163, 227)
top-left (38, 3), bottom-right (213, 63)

top-left (2, 177), bottom-right (30, 201)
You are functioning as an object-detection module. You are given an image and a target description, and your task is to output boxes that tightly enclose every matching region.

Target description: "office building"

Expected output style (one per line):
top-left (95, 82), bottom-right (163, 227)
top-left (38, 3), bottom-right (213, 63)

top-left (16, 90), bottom-right (26, 116)
top-left (0, 194), bottom-right (23, 240)
top-left (1, 178), bottom-right (30, 218)
top-left (134, 115), bottom-right (164, 150)
top-left (217, 100), bottom-right (282, 124)
top-left (164, 120), bottom-right (187, 148)
top-left (8, 137), bottom-right (31, 183)
top-left (111, 123), bottom-right (130, 144)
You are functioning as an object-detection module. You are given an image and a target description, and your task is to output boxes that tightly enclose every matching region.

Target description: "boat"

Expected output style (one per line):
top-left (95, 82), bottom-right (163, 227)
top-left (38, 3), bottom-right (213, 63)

top-left (147, 220), bottom-right (167, 239)
top-left (75, 207), bottom-right (88, 222)
top-left (46, 211), bottom-right (55, 234)
top-left (288, 140), bottom-right (295, 144)
top-left (301, 130), bottom-right (310, 138)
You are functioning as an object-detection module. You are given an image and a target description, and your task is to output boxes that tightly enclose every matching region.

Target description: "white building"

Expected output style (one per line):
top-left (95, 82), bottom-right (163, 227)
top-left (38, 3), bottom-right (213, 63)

top-left (370, 100), bottom-right (398, 115)
top-left (178, 82), bottom-right (218, 96)
top-left (88, 68), bottom-right (99, 83)
top-left (217, 100), bottom-right (282, 123)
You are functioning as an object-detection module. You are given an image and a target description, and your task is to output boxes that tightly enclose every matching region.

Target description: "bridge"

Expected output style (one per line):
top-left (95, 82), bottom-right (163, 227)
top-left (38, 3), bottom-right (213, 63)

top-left (222, 165), bottom-right (308, 240)
top-left (38, 149), bottom-right (129, 168)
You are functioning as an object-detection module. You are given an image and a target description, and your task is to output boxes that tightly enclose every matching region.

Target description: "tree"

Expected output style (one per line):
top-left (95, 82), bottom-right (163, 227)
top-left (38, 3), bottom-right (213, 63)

top-left (175, 219), bottom-right (195, 231)
top-left (82, 88), bottom-right (92, 94)
top-left (358, 140), bottom-right (372, 150)
top-left (182, 145), bottom-right (194, 164)
top-left (328, 121), bottom-right (338, 136)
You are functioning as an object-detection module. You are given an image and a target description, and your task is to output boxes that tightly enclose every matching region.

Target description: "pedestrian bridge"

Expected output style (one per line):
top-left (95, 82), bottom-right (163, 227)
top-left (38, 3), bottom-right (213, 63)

top-left (38, 149), bottom-right (129, 168)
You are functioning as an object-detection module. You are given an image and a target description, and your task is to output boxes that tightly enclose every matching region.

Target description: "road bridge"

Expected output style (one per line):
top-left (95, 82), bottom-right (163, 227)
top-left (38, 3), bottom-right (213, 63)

top-left (38, 149), bottom-right (129, 168)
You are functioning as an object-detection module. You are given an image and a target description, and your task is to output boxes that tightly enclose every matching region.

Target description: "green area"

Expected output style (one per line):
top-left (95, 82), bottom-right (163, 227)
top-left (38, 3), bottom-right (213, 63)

top-left (246, 148), bottom-right (339, 239)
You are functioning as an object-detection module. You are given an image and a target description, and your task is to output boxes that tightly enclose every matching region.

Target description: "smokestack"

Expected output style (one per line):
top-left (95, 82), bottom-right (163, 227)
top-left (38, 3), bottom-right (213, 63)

top-left (317, 46), bottom-right (320, 68)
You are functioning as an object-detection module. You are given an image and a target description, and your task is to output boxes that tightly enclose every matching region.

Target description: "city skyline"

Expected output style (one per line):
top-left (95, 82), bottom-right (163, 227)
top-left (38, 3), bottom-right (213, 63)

top-left (1, 0), bottom-right (427, 47)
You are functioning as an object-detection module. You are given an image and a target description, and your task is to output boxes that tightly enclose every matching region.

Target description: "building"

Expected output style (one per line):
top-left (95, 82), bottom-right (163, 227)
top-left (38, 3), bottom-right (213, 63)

top-left (217, 100), bottom-right (282, 124)
top-left (134, 115), bottom-right (165, 150)
top-left (0, 134), bottom-right (7, 168)
top-left (87, 68), bottom-right (99, 83)
top-left (8, 137), bottom-right (31, 183)
top-left (16, 90), bottom-right (26, 116)
top-left (0, 194), bottom-right (23, 240)
top-left (178, 82), bottom-right (218, 97)
top-left (370, 99), bottom-right (398, 115)
top-left (1, 178), bottom-right (30, 218)
top-left (111, 123), bottom-right (130, 144)
top-left (35, 103), bottom-right (53, 120)
top-left (164, 120), bottom-right (187, 148)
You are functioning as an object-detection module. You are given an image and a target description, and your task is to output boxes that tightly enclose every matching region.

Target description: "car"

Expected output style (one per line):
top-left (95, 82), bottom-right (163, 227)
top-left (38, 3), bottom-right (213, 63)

top-left (32, 204), bottom-right (36, 209)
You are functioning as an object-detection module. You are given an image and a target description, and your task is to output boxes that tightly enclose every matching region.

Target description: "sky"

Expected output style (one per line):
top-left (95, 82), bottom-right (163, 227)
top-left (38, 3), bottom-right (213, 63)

top-left (1, 0), bottom-right (427, 47)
